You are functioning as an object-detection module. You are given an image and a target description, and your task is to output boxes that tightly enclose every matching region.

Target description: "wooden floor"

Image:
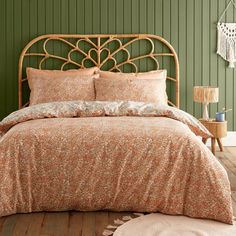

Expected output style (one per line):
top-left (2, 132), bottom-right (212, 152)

top-left (0, 147), bottom-right (235, 236)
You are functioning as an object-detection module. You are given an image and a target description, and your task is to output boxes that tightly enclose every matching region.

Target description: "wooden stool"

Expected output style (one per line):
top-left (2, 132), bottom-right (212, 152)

top-left (199, 119), bottom-right (227, 155)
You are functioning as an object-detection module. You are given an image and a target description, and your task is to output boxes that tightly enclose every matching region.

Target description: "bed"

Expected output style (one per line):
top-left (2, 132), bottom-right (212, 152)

top-left (0, 34), bottom-right (233, 224)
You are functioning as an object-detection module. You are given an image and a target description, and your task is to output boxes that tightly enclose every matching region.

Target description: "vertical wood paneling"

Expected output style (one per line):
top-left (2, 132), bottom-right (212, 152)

top-left (84, 0), bottom-right (93, 34)
top-left (45, 0), bottom-right (53, 34)
top-left (100, 0), bottom-right (108, 34)
top-left (155, 0), bottom-right (163, 73)
top-left (124, 0), bottom-right (132, 34)
top-left (116, 0), bottom-right (124, 70)
top-left (210, 0), bottom-right (218, 119)
top-left (13, 0), bottom-right (21, 109)
top-left (60, 0), bottom-right (68, 33)
top-left (226, 1), bottom-right (234, 131)
top-left (179, 0), bottom-right (187, 111)
top-left (186, 0), bottom-right (194, 115)
top-left (54, 0), bottom-right (61, 34)
top-left (132, 0), bottom-right (139, 71)
top-left (147, 0), bottom-right (155, 72)
top-left (218, 0), bottom-right (227, 126)
top-left (116, 0), bottom-right (123, 34)
top-left (45, 0), bottom-right (53, 70)
top-left (29, 0), bottom-right (37, 39)
top-left (163, 0), bottom-right (171, 101)
top-left (139, 0), bottom-right (147, 72)
top-left (77, 0), bottom-right (85, 33)
top-left (194, 0), bottom-right (202, 118)
top-left (29, 0), bottom-right (38, 69)
top-left (109, 0), bottom-right (116, 34)
top-left (6, 0), bottom-right (14, 115)
top-left (37, 0), bottom-right (46, 35)
top-left (234, 4), bottom-right (236, 130)
top-left (131, 0), bottom-right (139, 34)
top-left (170, 0), bottom-right (178, 103)
top-left (92, 0), bottom-right (100, 34)
top-left (0, 0), bottom-right (6, 116)
top-left (69, 0), bottom-right (77, 33)
top-left (202, 0), bottom-right (210, 87)
top-left (0, 0), bottom-right (236, 130)
top-left (21, 0), bottom-right (30, 104)
top-left (53, 0), bottom-right (61, 69)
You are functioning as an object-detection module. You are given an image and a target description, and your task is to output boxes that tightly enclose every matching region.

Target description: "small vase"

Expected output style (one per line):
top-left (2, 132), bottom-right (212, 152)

top-left (215, 112), bottom-right (225, 122)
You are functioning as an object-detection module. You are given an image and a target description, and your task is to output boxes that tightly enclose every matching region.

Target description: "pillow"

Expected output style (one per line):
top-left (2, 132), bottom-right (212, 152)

top-left (98, 69), bottom-right (166, 80)
top-left (95, 70), bottom-right (168, 104)
top-left (27, 67), bottom-right (99, 105)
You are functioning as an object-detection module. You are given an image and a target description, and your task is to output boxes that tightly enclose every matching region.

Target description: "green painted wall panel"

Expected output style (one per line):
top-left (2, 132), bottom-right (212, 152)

top-left (226, 2), bottom-right (234, 130)
top-left (218, 0), bottom-right (227, 127)
top-left (92, 0), bottom-right (100, 34)
top-left (170, 0), bottom-right (178, 104)
top-left (100, 0), bottom-right (107, 33)
top-left (77, 0), bottom-right (85, 33)
top-left (0, 0), bottom-right (236, 130)
top-left (210, 0), bottom-right (218, 120)
top-left (194, 0), bottom-right (202, 118)
top-left (6, 0), bottom-right (15, 115)
top-left (0, 0), bottom-right (6, 116)
top-left (186, 0), bottom-right (194, 115)
top-left (179, 0), bottom-right (187, 111)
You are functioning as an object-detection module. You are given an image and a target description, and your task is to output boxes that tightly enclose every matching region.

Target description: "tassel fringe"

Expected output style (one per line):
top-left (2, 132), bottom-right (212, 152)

top-left (102, 229), bottom-right (114, 236)
top-left (102, 212), bottom-right (145, 236)
top-left (114, 219), bottom-right (125, 225)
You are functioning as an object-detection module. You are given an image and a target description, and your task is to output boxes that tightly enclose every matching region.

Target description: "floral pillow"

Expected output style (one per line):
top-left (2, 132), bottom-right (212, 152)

top-left (27, 67), bottom-right (99, 105)
top-left (95, 70), bottom-right (168, 104)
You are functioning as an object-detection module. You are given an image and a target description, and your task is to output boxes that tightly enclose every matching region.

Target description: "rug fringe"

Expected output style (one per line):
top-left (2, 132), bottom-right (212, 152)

top-left (122, 216), bottom-right (133, 221)
top-left (102, 229), bottom-right (114, 236)
top-left (114, 219), bottom-right (125, 225)
top-left (102, 213), bottom-right (144, 236)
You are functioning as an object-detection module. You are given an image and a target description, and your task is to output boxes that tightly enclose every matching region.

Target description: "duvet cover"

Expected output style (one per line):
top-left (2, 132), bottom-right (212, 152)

top-left (0, 101), bottom-right (233, 224)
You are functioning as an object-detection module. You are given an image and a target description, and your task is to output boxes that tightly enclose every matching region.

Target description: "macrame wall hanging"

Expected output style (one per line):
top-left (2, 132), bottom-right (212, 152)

top-left (217, 0), bottom-right (236, 68)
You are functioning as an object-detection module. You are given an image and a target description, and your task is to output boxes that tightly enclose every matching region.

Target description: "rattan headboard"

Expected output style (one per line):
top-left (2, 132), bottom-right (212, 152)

top-left (18, 34), bottom-right (179, 108)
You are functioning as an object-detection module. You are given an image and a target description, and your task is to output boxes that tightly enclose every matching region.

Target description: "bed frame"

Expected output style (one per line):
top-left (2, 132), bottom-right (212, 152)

top-left (18, 34), bottom-right (179, 109)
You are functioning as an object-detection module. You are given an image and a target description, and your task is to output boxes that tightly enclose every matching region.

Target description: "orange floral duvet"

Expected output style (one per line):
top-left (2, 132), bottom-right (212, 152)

top-left (0, 101), bottom-right (233, 224)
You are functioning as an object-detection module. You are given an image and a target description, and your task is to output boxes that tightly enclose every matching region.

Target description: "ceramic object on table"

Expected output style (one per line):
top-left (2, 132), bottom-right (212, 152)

top-left (215, 112), bottom-right (225, 122)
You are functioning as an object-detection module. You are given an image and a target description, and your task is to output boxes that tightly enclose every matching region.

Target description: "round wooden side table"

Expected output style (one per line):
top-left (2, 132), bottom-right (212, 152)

top-left (199, 119), bottom-right (227, 155)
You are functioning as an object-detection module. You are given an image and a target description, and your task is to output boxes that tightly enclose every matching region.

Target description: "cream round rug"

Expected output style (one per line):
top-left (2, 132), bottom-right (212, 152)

top-left (111, 213), bottom-right (236, 236)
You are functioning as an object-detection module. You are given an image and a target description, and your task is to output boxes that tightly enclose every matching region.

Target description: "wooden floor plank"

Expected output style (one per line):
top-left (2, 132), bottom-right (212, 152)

top-left (0, 217), bottom-right (6, 235)
top-left (40, 212), bottom-right (69, 236)
top-left (26, 213), bottom-right (44, 236)
top-left (67, 212), bottom-right (83, 236)
top-left (95, 212), bottom-right (108, 236)
top-left (216, 150), bottom-right (236, 191)
top-left (222, 148), bottom-right (236, 166)
top-left (226, 147), bottom-right (236, 156)
top-left (81, 212), bottom-right (95, 236)
top-left (0, 215), bottom-right (18, 236)
top-left (12, 214), bottom-right (33, 236)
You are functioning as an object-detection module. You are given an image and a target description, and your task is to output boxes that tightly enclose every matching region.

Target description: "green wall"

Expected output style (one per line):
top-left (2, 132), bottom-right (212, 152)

top-left (0, 0), bottom-right (236, 130)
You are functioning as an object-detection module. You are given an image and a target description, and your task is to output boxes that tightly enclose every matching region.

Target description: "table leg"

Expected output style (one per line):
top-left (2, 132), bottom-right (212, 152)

top-left (217, 138), bottom-right (224, 152)
top-left (211, 138), bottom-right (216, 155)
top-left (202, 138), bottom-right (207, 144)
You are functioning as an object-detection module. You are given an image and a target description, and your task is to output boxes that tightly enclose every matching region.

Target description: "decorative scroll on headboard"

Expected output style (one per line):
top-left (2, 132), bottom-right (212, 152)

top-left (18, 34), bottom-right (179, 108)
